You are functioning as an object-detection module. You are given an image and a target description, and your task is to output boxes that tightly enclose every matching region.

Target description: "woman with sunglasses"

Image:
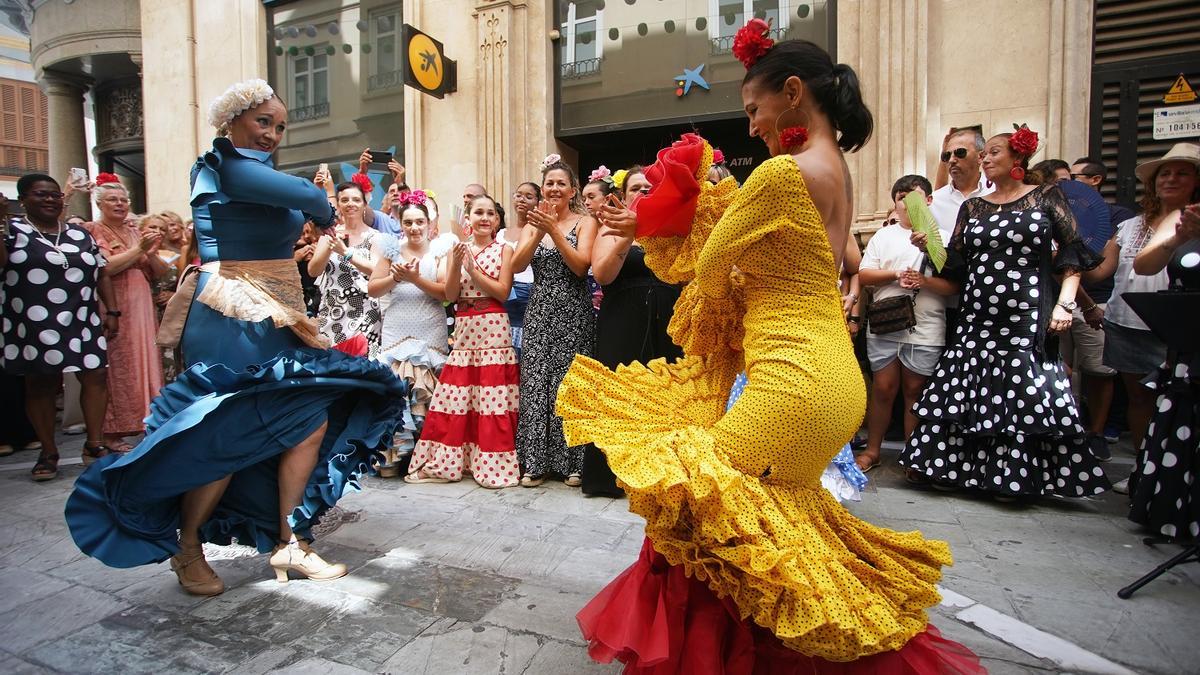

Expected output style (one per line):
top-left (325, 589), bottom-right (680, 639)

top-left (0, 174), bottom-right (119, 480)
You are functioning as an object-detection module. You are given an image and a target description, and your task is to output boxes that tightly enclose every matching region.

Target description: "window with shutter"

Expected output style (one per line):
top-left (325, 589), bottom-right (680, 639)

top-left (1090, 0), bottom-right (1200, 206)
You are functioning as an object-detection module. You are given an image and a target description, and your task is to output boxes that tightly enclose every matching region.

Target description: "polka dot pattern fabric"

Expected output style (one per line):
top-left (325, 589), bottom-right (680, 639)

top-left (558, 156), bottom-right (955, 661)
top-left (1, 220), bottom-right (108, 375)
top-left (1129, 356), bottom-right (1199, 539)
top-left (901, 187), bottom-right (1110, 497)
top-left (410, 241), bottom-right (520, 488)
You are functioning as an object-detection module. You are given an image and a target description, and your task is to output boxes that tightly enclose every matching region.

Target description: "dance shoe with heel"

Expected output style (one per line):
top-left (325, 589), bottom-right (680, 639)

top-left (269, 539), bottom-right (347, 583)
top-left (170, 541), bottom-right (225, 596)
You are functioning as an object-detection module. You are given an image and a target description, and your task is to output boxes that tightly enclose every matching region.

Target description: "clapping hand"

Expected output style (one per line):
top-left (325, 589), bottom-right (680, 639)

top-left (527, 200), bottom-right (557, 233)
top-left (456, 242), bottom-right (476, 275)
top-left (138, 231), bottom-right (163, 253)
top-left (391, 259), bottom-right (419, 283)
top-left (1179, 203), bottom-right (1200, 241)
top-left (598, 194), bottom-right (638, 239)
top-left (327, 230), bottom-right (349, 256)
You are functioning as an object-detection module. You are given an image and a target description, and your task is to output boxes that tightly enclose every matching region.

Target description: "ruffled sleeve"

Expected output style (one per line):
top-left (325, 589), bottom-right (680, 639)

top-left (190, 137), bottom-right (334, 228)
top-left (1041, 184), bottom-right (1102, 274)
top-left (377, 233), bottom-right (402, 262)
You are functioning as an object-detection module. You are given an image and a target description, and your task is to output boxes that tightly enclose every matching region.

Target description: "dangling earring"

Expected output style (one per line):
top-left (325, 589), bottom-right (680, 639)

top-left (1009, 165), bottom-right (1025, 181)
top-left (774, 105), bottom-right (810, 153)
top-left (985, 179), bottom-right (994, 189)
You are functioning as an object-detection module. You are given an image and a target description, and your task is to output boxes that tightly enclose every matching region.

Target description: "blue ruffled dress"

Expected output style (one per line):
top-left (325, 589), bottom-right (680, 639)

top-left (65, 138), bottom-right (407, 568)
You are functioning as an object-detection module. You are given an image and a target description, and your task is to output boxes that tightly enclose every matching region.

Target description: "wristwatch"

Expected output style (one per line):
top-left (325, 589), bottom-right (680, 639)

top-left (1056, 300), bottom-right (1078, 312)
top-left (106, 310), bottom-right (122, 317)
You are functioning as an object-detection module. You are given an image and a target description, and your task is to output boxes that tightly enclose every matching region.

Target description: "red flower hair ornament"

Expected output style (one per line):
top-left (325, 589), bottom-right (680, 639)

top-left (1008, 124), bottom-right (1039, 157)
top-left (350, 172), bottom-right (373, 195)
top-left (732, 18), bottom-right (774, 70)
top-left (95, 172), bottom-right (121, 186)
top-left (712, 148), bottom-right (725, 165)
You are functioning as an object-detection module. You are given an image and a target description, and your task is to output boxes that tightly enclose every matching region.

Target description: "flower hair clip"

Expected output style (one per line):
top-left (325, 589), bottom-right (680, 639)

top-left (207, 78), bottom-right (275, 134)
top-left (350, 172), bottom-right (374, 194)
top-left (712, 149), bottom-right (726, 165)
top-left (612, 169), bottom-right (629, 191)
top-left (399, 189), bottom-right (428, 207)
top-left (733, 18), bottom-right (774, 70)
top-left (95, 172), bottom-right (121, 186)
top-left (588, 165), bottom-right (616, 188)
top-left (540, 153), bottom-right (562, 172)
top-left (1008, 123), bottom-right (1039, 157)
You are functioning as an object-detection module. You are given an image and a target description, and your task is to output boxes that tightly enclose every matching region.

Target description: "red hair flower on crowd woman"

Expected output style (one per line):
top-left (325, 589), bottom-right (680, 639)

top-left (350, 172), bottom-right (373, 195)
top-left (1007, 124), bottom-right (1040, 180)
top-left (732, 18), bottom-right (774, 69)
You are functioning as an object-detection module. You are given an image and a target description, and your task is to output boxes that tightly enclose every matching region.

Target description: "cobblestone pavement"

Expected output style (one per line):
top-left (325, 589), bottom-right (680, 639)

top-left (0, 432), bottom-right (1197, 674)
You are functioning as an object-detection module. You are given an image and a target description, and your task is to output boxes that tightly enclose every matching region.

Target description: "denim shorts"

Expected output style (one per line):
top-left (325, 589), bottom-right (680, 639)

top-left (866, 337), bottom-right (944, 376)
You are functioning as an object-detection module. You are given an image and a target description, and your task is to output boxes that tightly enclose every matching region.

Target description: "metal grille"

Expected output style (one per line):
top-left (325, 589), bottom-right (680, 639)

top-left (368, 69), bottom-right (404, 92)
top-left (710, 27), bottom-right (788, 55)
top-left (1095, 0), bottom-right (1200, 65)
top-left (288, 102), bottom-right (330, 123)
top-left (561, 57), bottom-right (601, 80)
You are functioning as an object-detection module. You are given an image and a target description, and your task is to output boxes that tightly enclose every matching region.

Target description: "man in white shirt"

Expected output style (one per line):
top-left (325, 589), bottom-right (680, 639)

top-left (854, 175), bottom-right (958, 472)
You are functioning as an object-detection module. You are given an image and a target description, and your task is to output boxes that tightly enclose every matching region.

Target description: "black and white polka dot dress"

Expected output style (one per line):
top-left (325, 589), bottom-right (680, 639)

top-left (1, 219), bottom-right (108, 375)
top-left (1128, 237), bottom-right (1200, 538)
top-left (900, 185), bottom-right (1109, 497)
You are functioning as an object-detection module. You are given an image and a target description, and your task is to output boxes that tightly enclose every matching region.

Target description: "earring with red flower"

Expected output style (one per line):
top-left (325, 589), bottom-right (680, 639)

top-left (774, 106), bottom-right (810, 153)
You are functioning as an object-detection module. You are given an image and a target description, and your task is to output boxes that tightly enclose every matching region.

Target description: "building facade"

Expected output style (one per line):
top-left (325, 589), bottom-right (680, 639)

top-left (21, 0), bottom-right (1200, 230)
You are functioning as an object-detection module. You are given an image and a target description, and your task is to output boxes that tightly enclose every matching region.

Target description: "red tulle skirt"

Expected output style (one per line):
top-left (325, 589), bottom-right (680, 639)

top-left (578, 539), bottom-right (985, 675)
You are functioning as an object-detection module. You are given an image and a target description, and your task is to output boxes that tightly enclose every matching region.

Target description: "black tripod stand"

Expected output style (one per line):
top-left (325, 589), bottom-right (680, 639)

top-left (1116, 288), bottom-right (1199, 599)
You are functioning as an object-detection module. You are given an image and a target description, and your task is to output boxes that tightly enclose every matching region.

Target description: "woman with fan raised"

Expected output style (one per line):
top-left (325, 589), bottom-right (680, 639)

top-left (900, 126), bottom-right (1110, 498)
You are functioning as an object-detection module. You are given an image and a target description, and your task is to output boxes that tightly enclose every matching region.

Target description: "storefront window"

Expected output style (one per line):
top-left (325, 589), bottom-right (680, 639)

top-left (555, 0), bottom-right (832, 137)
top-left (264, 0), bottom-right (404, 210)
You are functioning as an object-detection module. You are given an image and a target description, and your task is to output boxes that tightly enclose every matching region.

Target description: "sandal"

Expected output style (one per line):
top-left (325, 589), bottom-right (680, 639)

top-left (105, 439), bottom-right (135, 453)
top-left (519, 474), bottom-right (545, 488)
top-left (854, 455), bottom-right (880, 473)
top-left (0, 444), bottom-right (13, 457)
top-left (81, 443), bottom-right (113, 467)
top-left (31, 452), bottom-right (59, 482)
top-left (564, 473), bottom-right (582, 487)
top-left (403, 470), bottom-right (449, 484)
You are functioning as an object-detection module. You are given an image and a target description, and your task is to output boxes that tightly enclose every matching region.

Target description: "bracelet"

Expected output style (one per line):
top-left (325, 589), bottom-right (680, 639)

top-left (847, 316), bottom-right (861, 323)
top-left (106, 310), bottom-right (122, 317)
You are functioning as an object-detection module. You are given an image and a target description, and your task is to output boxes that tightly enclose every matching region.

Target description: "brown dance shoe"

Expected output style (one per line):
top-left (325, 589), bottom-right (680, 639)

top-left (170, 541), bottom-right (225, 596)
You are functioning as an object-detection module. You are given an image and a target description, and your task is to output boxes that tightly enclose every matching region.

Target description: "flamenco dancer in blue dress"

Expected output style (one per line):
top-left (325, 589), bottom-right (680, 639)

top-left (66, 80), bottom-right (406, 596)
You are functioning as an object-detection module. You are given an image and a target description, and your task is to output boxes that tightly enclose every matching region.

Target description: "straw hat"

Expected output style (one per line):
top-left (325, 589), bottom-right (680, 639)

top-left (1135, 142), bottom-right (1200, 184)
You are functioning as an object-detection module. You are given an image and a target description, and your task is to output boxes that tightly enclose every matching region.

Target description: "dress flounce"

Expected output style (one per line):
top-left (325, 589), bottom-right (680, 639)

top-left (66, 348), bottom-right (407, 568)
top-left (559, 357), bottom-right (952, 661)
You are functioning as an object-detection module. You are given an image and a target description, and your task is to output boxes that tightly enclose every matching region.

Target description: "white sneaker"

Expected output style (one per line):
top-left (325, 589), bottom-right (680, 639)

top-left (1112, 477), bottom-right (1129, 494)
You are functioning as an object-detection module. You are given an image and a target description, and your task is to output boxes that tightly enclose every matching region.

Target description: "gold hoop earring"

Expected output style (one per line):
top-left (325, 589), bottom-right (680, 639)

top-left (773, 106), bottom-right (812, 152)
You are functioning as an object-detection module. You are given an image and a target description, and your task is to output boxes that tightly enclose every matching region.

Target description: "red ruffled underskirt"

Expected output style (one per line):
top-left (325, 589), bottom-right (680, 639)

top-left (579, 539), bottom-right (985, 675)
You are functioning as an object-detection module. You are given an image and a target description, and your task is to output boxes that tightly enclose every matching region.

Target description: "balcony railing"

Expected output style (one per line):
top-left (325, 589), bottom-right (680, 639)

top-left (368, 69), bottom-right (405, 92)
top-left (561, 57), bottom-right (602, 80)
top-left (710, 27), bottom-right (788, 55)
top-left (289, 102), bottom-right (330, 123)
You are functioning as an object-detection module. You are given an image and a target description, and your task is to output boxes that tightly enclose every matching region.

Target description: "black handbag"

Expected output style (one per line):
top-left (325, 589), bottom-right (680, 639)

top-left (867, 294), bottom-right (917, 335)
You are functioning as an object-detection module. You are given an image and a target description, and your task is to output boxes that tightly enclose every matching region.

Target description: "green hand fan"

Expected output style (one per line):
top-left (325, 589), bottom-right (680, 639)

top-left (903, 192), bottom-right (946, 272)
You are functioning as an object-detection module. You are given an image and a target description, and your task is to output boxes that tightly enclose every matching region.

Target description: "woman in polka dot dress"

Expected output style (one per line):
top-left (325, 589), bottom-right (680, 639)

top-left (406, 195), bottom-right (520, 488)
top-left (557, 34), bottom-right (983, 672)
top-left (1, 174), bottom-right (119, 481)
top-left (900, 130), bottom-right (1109, 498)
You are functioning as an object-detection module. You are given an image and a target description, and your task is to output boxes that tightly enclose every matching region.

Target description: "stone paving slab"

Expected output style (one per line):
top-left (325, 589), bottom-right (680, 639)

top-left (1, 430), bottom-right (1198, 673)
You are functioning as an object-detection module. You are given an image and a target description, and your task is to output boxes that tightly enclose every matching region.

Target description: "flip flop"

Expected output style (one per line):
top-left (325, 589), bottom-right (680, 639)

top-left (403, 471), bottom-right (449, 484)
top-left (854, 456), bottom-right (880, 473)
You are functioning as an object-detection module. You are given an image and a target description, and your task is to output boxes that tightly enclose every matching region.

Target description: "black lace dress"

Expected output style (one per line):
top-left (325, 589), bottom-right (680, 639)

top-left (1128, 237), bottom-right (1200, 539)
top-left (516, 222), bottom-right (596, 478)
top-left (900, 184), bottom-right (1109, 497)
top-left (581, 245), bottom-right (682, 496)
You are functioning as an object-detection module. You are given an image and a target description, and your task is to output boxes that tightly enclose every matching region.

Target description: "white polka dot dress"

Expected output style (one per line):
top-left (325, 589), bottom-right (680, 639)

top-left (900, 185), bottom-right (1110, 497)
top-left (1, 219), bottom-right (108, 375)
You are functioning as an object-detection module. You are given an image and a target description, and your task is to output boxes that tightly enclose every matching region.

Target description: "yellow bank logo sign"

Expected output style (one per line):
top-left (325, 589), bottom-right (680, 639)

top-left (403, 24), bottom-right (456, 99)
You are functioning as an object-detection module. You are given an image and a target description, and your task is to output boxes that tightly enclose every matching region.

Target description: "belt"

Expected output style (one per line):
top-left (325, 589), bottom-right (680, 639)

top-left (455, 297), bottom-right (504, 313)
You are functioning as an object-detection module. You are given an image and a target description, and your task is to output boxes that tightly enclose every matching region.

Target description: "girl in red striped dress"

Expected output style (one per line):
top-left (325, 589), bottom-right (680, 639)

top-left (405, 195), bottom-right (521, 488)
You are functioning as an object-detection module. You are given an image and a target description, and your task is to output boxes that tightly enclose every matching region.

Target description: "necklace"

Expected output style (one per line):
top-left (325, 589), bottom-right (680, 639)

top-left (24, 217), bottom-right (70, 270)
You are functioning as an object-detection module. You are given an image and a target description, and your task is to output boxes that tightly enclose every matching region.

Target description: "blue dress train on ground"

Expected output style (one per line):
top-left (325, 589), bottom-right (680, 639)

top-left (66, 138), bottom-right (406, 567)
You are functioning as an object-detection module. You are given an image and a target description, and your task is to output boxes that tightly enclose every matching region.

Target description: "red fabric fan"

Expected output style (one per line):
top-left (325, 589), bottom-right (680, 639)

top-left (633, 133), bottom-right (706, 238)
top-left (332, 334), bottom-right (368, 357)
top-left (95, 172), bottom-right (121, 186)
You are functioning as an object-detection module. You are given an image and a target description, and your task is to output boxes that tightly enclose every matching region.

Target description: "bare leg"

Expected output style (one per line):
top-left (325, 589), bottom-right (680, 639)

top-left (1121, 371), bottom-right (1156, 452)
top-left (76, 368), bottom-right (109, 447)
top-left (1081, 372), bottom-right (1114, 436)
top-left (277, 420), bottom-right (328, 542)
top-left (24, 374), bottom-right (61, 457)
top-left (858, 360), bottom-right (899, 470)
top-left (179, 476), bottom-right (233, 546)
top-left (900, 368), bottom-right (929, 439)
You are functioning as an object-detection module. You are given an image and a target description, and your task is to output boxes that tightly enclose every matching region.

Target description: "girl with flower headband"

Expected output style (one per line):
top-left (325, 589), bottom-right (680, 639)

top-left (901, 126), bottom-right (1109, 501)
top-left (509, 154), bottom-right (598, 487)
top-left (65, 78), bottom-right (406, 596)
top-left (405, 193), bottom-right (521, 488)
top-left (307, 178), bottom-right (383, 357)
top-left (499, 181), bottom-right (542, 354)
top-left (556, 21), bottom-right (986, 672)
top-left (366, 189), bottom-right (456, 476)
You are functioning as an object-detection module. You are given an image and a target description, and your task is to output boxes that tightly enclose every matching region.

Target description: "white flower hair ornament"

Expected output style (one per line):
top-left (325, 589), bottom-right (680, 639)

top-left (540, 153), bottom-right (562, 172)
top-left (208, 79), bottom-right (276, 136)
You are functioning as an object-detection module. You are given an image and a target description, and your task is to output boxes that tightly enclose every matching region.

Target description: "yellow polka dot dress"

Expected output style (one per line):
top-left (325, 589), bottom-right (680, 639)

top-left (557, 152), bottom-right (956, 662)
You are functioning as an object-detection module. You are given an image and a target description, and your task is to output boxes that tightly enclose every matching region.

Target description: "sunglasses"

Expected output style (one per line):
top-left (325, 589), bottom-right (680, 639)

top-left (940, 148), bottom-right (969, 163)
top-left (882, 217), bottom-right (898, 226)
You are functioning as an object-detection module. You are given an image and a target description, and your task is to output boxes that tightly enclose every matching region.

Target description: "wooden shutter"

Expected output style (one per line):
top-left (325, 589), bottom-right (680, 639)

top-left (1090, 0), bottom-right (1200, 206)
top-left (0, 83), bottom-right (16, 144)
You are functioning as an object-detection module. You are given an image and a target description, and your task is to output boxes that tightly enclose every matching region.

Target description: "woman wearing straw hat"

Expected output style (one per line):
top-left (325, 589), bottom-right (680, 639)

top-left (1084, 142), bottom-right (1200, 493)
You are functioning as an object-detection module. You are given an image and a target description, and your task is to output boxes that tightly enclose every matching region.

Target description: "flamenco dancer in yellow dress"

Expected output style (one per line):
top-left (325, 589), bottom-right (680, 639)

top-left (556, 22), bottom-right (984, 673)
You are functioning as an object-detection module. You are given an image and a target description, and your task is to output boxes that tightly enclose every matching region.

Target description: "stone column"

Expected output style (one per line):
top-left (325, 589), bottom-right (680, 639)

top-left (42, 72), bottom-right (92, 220)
